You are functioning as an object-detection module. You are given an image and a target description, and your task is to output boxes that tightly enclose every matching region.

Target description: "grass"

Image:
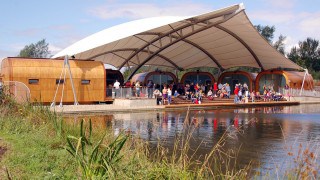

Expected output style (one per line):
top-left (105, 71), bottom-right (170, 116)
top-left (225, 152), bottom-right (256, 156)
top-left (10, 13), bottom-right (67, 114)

top-left (1, 87), bottom-right (318, 179)
top-left (0, 89), bottom-right (77, 179)
top-left (0, 89), bottom-right (251, 179)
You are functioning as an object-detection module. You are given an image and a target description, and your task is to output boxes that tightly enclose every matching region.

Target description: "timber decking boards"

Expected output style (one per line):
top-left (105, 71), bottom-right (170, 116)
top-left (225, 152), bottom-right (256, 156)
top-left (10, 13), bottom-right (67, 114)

top-left (164, 101), bottom-right (299, 109)
top-left (50, 101), bottom-right (300, 114)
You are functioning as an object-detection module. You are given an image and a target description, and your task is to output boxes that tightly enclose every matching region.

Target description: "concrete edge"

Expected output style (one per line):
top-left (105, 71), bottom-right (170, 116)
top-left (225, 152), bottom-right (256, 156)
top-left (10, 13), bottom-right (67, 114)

top-left (50, 101), bottom-right (307, 114)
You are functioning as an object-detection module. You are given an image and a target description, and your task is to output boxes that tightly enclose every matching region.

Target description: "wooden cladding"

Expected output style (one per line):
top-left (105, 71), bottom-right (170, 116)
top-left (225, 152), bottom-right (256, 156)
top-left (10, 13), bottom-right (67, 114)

top-left (1, 57), bottom-right (106, 103)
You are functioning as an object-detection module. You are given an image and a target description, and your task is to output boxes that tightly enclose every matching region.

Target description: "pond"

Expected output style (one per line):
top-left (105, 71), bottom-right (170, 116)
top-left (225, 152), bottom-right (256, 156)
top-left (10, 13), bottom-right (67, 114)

top-left (63, 104), bottom-right (320, 176)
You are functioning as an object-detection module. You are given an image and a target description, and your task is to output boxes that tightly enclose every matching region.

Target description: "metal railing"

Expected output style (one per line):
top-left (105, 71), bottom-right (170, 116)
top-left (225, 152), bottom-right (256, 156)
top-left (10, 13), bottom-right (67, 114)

top-left (279, 87), bottom-right (320, 97)
top-left (108, 87), bottom-right (155, 99)
top-left (2, 81), bottom-right (31, 103)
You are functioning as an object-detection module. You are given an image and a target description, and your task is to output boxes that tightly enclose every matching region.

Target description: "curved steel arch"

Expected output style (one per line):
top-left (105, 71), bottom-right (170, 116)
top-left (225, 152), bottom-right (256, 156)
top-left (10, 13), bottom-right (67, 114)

top-left (88, 48), bottom-right (183, 70)
top-left (215, 25), bottom-right (265, 71)
top-left (138, 32), bottom-right (224, 70)
top-left (126, 12), bottom-right (240, 80)
top-left (116, 10), bottom-right (238, 71)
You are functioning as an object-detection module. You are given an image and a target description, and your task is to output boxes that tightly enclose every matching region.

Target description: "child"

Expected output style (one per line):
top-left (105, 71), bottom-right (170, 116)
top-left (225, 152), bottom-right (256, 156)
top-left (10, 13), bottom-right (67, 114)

top-left (251, 91), bottom-right (255, 102)
top-left (174, 90), bottom-right (179, 97)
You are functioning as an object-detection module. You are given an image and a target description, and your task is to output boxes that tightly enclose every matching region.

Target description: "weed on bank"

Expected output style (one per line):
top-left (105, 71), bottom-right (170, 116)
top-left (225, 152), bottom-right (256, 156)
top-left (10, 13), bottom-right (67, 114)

top-left (0, 90), bottom-right (252, 179)
top-left (1, 89), bottom-right (317, 179)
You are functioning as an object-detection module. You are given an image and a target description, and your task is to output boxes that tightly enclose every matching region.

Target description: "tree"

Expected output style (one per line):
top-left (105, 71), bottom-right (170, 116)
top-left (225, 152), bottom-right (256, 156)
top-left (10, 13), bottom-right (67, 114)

top-left (255, 25), bottom-right (275, 43)
top-left (287, 46), bottom-right (303, 66)
top-left (18, 39), bottom-right (50, 58)
top-left (273, 34), bottom-right (286, 55)
top-left (298, 38), bottom-right (319, 71)
top-left (287, 37), bottom-right (320, 73)
top-left (255, 25), bottom-right (288, 55)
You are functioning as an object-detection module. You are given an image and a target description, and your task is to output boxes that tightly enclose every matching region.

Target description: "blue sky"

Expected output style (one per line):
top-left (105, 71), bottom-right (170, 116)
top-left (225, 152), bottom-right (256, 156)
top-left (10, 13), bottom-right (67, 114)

top-left (1, 0), bottom-right (320, 60)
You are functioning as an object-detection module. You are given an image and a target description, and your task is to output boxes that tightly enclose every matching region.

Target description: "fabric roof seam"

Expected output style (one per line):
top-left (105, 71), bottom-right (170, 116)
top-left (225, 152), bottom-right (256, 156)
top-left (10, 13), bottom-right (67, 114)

top-left (115, 7), bottom-right (243, 71)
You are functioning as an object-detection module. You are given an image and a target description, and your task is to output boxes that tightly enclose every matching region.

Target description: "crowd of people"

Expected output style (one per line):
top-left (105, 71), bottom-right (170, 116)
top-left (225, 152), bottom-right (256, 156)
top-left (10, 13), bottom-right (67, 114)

top-left (233, 83), bottom-right (284, 103)
top-left (113, 79), bottom-right (284, 105)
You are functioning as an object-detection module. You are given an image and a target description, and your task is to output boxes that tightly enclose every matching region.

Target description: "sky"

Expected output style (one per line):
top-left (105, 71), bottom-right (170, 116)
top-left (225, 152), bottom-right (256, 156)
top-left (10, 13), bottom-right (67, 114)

top-left (1, 0), bottom-right (320, 61)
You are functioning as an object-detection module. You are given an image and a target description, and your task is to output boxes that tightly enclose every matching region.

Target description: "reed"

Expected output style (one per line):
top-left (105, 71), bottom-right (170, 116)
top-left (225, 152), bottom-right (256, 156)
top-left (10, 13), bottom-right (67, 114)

top-left (63, 108), bottom-right (252, 179)
top-left (65, 119), bottom-right (128, 179)
top-left (2, 88), bottom-right (317, 179)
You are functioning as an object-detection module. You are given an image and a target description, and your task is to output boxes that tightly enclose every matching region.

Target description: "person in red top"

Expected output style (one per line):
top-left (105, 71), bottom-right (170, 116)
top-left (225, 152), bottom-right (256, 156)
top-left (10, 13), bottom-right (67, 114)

top-left (234, 85), bottom-right (239, 103)
top-left (124, 81), bottom-right (131, 87)
top-left (213, 82), bottom-right (218, 97)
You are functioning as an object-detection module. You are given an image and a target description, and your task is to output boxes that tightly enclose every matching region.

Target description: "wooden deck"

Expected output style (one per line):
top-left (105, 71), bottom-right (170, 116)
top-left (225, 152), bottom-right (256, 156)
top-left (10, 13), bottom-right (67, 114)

top-left (163, 95), bottom-right (298, 109)
top-left (52, 95), bottom-right (302, 114)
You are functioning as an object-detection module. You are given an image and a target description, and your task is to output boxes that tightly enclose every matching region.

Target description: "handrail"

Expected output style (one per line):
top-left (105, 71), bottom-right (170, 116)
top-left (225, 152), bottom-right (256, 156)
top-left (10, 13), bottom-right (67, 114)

top-left (279, 87), bottom-right (320, 97)
top-left (2, 81), bottom-right (31, 102)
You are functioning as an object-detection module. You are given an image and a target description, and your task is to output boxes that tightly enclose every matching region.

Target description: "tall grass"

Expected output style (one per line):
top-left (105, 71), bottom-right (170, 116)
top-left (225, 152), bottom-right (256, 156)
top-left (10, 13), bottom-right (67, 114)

top-left (0, 88), bottom-right (252, 179)
top-left (0, 87), bottom-right (77, 178)
top-left (64, 109), bottom-right (252, 179)
top-left (66, 119), bottom-right (128, 179)
top-left (2, 87), bottom-right (318, 179)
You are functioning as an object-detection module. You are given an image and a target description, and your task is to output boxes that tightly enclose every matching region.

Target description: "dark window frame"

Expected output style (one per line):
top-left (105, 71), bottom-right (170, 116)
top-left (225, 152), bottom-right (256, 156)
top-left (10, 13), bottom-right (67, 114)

top-left (56, 79), bottom-right (64, 84)
top-left (81, 79), bottom-right (90, 85)
top-left (28, 79), bottom-right (39, 85)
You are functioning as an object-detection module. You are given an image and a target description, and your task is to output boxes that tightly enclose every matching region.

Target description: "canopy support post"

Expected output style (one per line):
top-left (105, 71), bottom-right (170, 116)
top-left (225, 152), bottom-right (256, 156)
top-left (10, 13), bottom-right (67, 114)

top-left (66, 56), bottom-right (79, 105)
top-left (300, 69), bottom-right (308, 96)
top-left (51, 55), bottom-right (78, 107)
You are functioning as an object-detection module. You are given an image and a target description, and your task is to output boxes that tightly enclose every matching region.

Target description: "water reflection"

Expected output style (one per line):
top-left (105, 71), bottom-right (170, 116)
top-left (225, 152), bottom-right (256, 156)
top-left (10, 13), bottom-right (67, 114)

top-left (63, 104), bottom-right (320, 175)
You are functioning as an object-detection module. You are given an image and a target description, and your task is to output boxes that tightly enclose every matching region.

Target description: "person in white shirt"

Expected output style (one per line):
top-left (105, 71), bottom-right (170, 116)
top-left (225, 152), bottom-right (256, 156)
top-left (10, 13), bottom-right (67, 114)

top-left (113, 80), bottom-right (120, 89)
top-left (167, 88), bottom-right (172, 105)
top-left (113, 80), bottom-right (120, 97)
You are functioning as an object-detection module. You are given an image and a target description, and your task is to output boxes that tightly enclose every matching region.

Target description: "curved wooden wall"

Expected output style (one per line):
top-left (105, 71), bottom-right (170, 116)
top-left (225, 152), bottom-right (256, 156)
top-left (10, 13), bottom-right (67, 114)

top-left (1, 57), bottom-right (106, 103)
top-left (255, 70), bottom-right (314, 92)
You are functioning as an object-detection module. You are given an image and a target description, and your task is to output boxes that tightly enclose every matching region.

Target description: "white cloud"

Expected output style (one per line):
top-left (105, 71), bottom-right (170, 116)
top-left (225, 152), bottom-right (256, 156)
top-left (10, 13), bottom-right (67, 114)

top-left (249, 5), bottom-right (320, 54)
top-left (49, 44), bottom-right (63, 55)
top-left (249, 10), bottom-right (294, 24)
top-left (262, 0), bottom-right (296, 9)
top-left (281, 12), bottom-right (320, 52)
top-left (283, 36), bottom-right (299, 53)
top-left (298, 12), bottom-right (320, 36)
top-left (88, 2), bottom-right (210, 20)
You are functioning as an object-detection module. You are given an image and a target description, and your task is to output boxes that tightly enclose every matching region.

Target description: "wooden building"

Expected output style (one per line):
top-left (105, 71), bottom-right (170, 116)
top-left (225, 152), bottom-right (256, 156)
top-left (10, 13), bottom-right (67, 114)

top-left (218, 71), bottom-right (257, 94)
top-left (1, 57), bottom-right (106, 104)
top-left (255, 70), bottom-right (314, 93)
top-left (180, 71), bottom-right (215, 85)
top-left (131, 71), bottom-right (178, 86)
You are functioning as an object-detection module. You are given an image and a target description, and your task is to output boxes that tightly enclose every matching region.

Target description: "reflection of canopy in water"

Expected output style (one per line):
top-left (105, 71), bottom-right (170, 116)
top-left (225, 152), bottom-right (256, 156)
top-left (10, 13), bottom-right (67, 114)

top-left (53, 3), bottom-right (302, 79)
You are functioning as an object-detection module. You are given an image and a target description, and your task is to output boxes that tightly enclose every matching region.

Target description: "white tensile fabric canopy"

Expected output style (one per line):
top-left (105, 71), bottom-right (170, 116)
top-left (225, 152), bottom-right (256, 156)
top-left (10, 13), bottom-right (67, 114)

top-left (53, 3), bottom-right (302, 76)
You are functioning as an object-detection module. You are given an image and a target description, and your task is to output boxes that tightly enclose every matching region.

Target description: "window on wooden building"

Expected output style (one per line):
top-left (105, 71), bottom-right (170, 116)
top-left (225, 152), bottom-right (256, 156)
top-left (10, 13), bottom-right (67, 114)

top-left (28, 79), bottom-right (39, 84)
top-left (56, 79), bottom-right (64, 84)
top-left (81, 80), bottom-right (90, 85)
